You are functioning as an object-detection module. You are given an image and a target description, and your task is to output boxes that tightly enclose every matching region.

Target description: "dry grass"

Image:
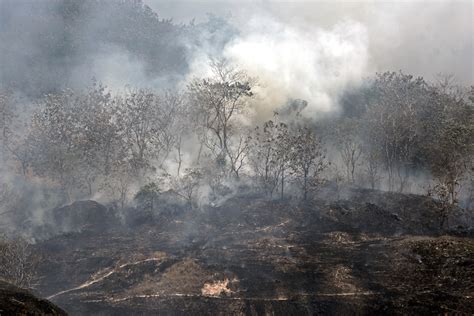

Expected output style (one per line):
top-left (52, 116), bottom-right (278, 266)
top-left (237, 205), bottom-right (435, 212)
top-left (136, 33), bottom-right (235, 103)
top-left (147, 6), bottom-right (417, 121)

top-left (201, 278), bottom-right (232, 297)
top-left (326, 232), bottom-right (354, 244)
top-left (328, 264), bottom-right (359, 293)
top-left (124, 258), bottom-right (214, 297)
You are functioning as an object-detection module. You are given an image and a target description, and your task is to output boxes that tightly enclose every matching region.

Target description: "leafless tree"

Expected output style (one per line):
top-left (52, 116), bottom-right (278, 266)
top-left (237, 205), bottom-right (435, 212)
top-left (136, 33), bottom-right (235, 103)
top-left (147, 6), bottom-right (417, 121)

top-left (188, 59), bottom-right (254, 178)
top-left (365, 72), bottom-right (427, 192)
top-left (0, 237), bottom-right (38, 288)
top-left (334, 119), bottom-right (362, 183)
top-left (249, 120), bottom-right (285, 197)
top-left (362, 147), bottom-right (382, 190)
top-left (117, 89), bottom-right (162, 178)
top-left (159, 91), bottom-right (190, 176)
top-left (422, 87), bottom-right (473, 205)
top-left (0, 89), bottom-right (15, 152)
top-left (27, 90), bottom-right (82, 200)
top-left (289, 127), bottom-right (328, 200)
top-left (173, 168), bottom-right (203, 207)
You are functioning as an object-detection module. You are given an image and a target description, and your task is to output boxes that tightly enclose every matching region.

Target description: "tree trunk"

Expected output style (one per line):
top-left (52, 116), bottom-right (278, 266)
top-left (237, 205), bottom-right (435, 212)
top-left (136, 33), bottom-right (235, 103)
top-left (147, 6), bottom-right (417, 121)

top-left (303, 169), bottom-right (308, 200)
top-left (88, 181), bottom-right (93, 198)
top-left (280, 169), bottom-right (284, 200)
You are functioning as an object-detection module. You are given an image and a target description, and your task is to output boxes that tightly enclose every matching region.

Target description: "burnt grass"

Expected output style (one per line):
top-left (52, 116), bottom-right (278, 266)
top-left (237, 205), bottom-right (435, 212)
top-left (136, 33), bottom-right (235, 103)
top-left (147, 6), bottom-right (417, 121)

top-left (34, 188), bottom-right (473, 315)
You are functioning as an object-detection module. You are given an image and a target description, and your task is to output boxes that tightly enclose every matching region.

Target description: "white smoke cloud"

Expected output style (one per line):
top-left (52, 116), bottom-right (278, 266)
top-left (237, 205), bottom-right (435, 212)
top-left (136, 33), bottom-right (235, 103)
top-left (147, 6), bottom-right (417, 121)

top-left (185, 13), bottom-right (369, 120)
top-left (150, 0), bottom-right (472, 95)
top-left (70, 45), bottom-right (181, 93)
top-left (223, 15), bottom-right (369, 119)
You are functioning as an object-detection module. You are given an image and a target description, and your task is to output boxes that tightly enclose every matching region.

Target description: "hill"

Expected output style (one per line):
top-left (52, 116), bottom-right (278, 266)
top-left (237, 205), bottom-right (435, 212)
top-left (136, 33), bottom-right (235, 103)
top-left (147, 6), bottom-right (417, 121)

top-left (32, 189), bottom-right (473, 315)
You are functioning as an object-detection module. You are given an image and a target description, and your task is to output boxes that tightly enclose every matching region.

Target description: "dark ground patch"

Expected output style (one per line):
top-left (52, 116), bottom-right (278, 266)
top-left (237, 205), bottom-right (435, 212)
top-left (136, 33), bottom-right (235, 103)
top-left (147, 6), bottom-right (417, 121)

top-left (34, 189), bottom-right (473, 315)
top-left (0, 280), bottom-right (67, 315)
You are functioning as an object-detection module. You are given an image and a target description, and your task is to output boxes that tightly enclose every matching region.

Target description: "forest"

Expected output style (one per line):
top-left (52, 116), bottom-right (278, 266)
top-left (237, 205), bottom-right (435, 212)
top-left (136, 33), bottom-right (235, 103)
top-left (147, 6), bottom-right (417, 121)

top-left (0, 1), bottom-right (472, 314)
top-left (0, 0), bottom-right (472, 233)
top-left (1, 62), bottom-right (472, 233)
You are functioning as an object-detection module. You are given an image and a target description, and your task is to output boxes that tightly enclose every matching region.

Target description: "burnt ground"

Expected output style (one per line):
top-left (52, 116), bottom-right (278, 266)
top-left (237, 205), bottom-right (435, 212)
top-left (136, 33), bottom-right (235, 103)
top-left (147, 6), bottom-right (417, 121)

top-left (34, 189), bottom-right (473, 315)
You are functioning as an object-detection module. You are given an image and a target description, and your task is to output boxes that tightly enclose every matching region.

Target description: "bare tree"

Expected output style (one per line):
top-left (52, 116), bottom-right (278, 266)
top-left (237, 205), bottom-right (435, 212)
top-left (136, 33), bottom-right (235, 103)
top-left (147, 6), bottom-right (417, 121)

top-left (5, 133), bottom-right (34, 178)
top-left (117, 89), bottom-right (162, 178)
top-left (362, 146), bottom-right (382, 190)
top-left (100, 163), bottom-right (135, 211)
top-left (77, 83), bottom-right (123, 180)
top-left (27, 90), bottom-right (82, 200)
top-left (427, 183), bottom-right (456, 229)
top-left (0, 237), bottom-right (38, 288)
top-left (0, 89), bottom-right (15, 151)
top-left (188, 59), bottom-right (254, 178)
top-left (135, 182), bottom-right (161, 212)
top-left (422, 87), bottom-right (473, 205)
top-left (249, 120), bottom-right (285, 197)
top-left (159, 91), bottom-right (190, 176)
top-left (173, 168), bottom-right (203, 207)
top-left (289, 127), bottom-right (327, 200)
top-left (334, 119), bottom-right (362, 183)
top-left (0, 184), bottom-right (18, 218)
top-left (365, 72), bottom-right (427, 192)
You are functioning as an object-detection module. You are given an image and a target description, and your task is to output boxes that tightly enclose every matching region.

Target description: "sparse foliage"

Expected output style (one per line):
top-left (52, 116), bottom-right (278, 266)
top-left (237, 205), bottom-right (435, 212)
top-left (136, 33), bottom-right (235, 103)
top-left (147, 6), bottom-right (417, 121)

top-left (135, 182), bottom-right (161, 212)
top-left (189, 59), bottom-right (254, 177)
top-left (421, 87), bottom-right (473, 205)
top-left (0, 66), bottom-right (472, 211)
top-left (0, 89), bottom-right (15, 151)
top-left (0, 237), bottom-right (38, 288)
top-left (333, 118), bottom-right (362, 183)
top-left (288, 127), bottom-right (328, 200)
top-left (173, 168), bottom-right (203, 207)
top-left (364, 72), bottom-right (428, 192)
top-left (249, 120), bottom-right (286, 197)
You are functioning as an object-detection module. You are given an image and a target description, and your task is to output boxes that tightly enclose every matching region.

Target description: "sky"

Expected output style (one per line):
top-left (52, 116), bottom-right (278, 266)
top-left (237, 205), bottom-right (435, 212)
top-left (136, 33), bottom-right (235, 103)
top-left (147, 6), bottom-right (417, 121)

top-left (146, 0), bottom-right (473, 85)
top-left (1, 0), bottom-right (471, 118)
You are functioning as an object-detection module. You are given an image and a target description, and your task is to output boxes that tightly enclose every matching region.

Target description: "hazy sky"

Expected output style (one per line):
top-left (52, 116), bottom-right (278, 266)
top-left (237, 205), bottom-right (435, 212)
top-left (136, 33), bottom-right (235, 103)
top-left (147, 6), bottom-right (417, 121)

top-left (146, 0), bottom-right (473, 85)
top-left (1, 0), bottom-right (471, 118)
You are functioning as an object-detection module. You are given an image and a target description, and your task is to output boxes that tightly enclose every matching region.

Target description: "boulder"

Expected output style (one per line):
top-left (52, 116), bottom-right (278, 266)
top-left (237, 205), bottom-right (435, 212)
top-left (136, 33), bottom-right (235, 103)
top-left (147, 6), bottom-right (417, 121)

top-left (0, 280), bottom-right (67, 315)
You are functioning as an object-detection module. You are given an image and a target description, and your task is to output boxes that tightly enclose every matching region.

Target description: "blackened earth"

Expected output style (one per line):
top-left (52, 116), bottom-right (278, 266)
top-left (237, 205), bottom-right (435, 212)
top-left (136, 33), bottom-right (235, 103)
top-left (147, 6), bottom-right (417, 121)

top-left (34, 188), bottom-right (474, 315)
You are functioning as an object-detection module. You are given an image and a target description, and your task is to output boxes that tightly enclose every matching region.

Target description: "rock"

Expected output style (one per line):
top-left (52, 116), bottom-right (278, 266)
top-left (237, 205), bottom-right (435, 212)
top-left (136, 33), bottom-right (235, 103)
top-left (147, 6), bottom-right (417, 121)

top-left (0, 280), bottom-right (67, 315)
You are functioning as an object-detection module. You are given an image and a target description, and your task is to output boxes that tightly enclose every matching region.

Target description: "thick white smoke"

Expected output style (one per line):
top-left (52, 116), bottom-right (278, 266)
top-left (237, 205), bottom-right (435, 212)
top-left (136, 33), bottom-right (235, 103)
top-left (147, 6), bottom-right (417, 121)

top-left (223, 15), bottom-right (369, 119)
top-left (70, 45), bottom-right (182, 93)
top-left (186, 13), bottom-right (369, 120)
top-left (152, 0), bottom-right (472, 121)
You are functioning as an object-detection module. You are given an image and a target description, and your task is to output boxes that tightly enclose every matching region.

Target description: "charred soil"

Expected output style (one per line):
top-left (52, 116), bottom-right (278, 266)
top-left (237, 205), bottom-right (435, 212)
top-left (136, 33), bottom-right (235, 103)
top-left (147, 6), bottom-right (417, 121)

top-left (34, 189), bottom-right (473, 315)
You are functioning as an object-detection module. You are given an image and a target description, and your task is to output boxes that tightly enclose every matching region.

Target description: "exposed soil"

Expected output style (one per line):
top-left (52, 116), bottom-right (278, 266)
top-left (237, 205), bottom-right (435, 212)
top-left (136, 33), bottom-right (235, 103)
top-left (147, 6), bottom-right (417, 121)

top-left (34, 189), bottom-right (474, 315)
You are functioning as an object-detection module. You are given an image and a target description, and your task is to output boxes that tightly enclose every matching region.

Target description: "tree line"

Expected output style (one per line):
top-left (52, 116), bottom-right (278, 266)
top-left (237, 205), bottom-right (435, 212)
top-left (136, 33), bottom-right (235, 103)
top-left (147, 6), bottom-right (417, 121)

top-left (0, 62), bottom-right (472, 211)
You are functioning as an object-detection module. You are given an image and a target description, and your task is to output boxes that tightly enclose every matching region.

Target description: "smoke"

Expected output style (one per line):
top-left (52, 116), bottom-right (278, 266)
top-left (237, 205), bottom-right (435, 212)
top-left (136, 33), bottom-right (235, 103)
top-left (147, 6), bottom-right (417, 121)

top-left (2, 0), bottom-right (471, 117)
top-left (160, 0), bottom-right (472, 121)
top-left (0, 0), bottom-right (189, 97)
top-left (223, 15), bottom-right (369, 119)
top-left (69, 45), bottom-right (181, 92)
top-left (0, 0), bottom-right (472, 237)
top-left (183, 9), bottom-right (370, 120)
top-left (150, 0), bottom-right (472, 80)
top-left (150, 0), bottom-right (472, 118)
